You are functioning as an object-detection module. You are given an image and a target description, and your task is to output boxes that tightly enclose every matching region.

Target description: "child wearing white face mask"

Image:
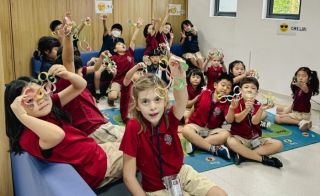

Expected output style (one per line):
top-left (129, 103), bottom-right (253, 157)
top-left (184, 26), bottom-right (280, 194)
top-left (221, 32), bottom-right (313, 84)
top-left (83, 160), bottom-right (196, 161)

top-left (95, 15), bottom-right (125, 101)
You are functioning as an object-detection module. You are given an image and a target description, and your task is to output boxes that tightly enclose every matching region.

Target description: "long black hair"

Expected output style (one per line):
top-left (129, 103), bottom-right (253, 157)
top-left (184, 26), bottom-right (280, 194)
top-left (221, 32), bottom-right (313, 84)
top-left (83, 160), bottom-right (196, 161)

top-left (186, 68), bottom-right (205, 91)
top-left (5, 78), bottom-right (70, 154)
top-left (291, 67), bottom-right (319, 96)
top-left (228, 60), bottom-right (246, 78)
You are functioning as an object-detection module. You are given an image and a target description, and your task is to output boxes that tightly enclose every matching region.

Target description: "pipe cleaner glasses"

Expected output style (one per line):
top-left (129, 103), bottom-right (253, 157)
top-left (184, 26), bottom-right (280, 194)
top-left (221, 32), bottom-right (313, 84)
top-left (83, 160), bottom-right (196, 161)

top-left (217, 86), bottom-right (241, 103)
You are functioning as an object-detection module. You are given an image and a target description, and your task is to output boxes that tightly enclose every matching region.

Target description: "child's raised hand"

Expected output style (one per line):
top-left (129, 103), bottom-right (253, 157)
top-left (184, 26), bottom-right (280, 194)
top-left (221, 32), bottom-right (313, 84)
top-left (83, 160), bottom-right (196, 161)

top-left (168, 55), bottom-right (186, 78)
top-left (48, 64), bottom-right (69, 79)
top-left (180, 31), bottom-right (186, 39)
top-left (11, 94), bottom-right (28, 117)
top-left (230, 98), bottom-right (239, 109)
top-left (87, 57), bottom-right (98, 66)
top-left (244, 99), bottom-right (254, 112)
top-left (100, 14), bottom-right (108, 21)
top-left (136, 17), bottom-right (143, 28)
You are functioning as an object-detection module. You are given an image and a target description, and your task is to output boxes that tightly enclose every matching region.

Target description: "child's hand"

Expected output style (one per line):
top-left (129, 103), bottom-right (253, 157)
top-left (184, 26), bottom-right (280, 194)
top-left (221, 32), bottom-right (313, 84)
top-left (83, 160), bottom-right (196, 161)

top-left (100, 14), bottom-right (108, 21)
top-left (168, 55), bottom-right (186, 78)
top-left (170, 32), bottom-right (174, 39)
top-left (180, 31), bottom-right (186, 39)
top-left (11, 95), bottom-right (28, 117)
top-left (48, 64), bottom-right (69, 79)
top-left (230, 98), bottom-right (239, 109)
top-left (136, 17), bottom-right (143, 28)
top-left (245, 100), bottom-right (254, 112)
top-left (261, 102), bottom-right (274, 110)
top-left (87, 57), bottom-right (98, 66)
top-left (135, 62), bottom-right (146, 70)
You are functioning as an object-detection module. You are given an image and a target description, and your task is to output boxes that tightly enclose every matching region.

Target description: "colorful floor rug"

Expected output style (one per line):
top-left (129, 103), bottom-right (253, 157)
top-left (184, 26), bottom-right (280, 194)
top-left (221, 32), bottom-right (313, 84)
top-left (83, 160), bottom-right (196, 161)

top-left (101, 108), bottom-right (320, 172)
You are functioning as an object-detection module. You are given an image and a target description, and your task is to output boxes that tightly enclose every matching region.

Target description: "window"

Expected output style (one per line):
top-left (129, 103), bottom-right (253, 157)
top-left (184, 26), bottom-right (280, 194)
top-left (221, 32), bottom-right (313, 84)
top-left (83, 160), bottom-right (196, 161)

top-left (213, 0), bottom-right (237, 17)
top-left (266, 0), bottom-right (301, 20)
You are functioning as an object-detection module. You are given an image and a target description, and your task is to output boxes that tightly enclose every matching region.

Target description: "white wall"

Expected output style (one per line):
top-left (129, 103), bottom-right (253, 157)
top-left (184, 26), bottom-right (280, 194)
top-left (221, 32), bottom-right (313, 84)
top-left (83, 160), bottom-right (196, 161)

top-left (187, 0), bottom-right (320, 103)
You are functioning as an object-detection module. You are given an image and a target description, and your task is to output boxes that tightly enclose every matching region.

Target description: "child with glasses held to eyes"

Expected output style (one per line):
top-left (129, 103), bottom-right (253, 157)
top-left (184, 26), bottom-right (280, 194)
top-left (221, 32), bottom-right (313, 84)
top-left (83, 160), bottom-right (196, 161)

top-left (182, 74), bottom-right (235, 160)
top-left (227, 77), bottom-right (283, 168)
top-left (275, 67), bottom-right (319, 131)
top-left (5, 65), bottom-right (123, 189)
top-left (120, 58), bottom-right (227, 196)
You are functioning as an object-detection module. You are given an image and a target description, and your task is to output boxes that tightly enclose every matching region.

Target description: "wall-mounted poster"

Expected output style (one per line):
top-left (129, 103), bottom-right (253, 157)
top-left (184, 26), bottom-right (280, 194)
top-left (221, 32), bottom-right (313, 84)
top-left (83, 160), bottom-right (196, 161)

top-left (95, 0), bottom-right (113, 14)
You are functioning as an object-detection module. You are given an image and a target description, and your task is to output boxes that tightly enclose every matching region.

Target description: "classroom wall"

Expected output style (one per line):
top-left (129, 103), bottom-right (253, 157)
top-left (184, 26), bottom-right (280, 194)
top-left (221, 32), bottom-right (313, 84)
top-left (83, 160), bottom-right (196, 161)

top-left (187, 0), bottom-right (320, 103)
top-left (2, 0), bottom-right (187, 79)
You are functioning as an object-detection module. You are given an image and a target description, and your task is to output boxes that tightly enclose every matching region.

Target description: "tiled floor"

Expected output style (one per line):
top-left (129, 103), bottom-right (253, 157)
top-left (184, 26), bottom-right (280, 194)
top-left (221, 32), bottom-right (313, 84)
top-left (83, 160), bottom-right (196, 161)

top-left (97, 92), bottom-right (320, 196)
top-left (203, 92), bottom-right (320, 196)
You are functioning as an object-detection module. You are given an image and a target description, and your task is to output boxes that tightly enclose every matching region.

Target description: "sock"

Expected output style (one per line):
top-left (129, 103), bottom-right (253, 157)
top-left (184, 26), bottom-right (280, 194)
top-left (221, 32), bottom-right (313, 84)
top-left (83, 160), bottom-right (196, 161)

top-left (95, 89), bottom-right (101, 94)
top-left (209, 145), bottom-right (216, 153)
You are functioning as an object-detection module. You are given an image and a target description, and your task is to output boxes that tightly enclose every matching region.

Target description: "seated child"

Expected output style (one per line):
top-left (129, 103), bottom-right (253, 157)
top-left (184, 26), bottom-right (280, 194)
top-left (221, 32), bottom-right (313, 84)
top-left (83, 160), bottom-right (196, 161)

top-left (182, 74), bottom-right (235, 160)
top-left (107, 18), bottom-right (143, 106)
top-left (203, 48), bottom-right (226, 91)
top-left (275, 67), bottom-right (319, 131)
top-left (120, 58), bottom-right (227, 195)
top-left (227, 77), bottom-right (283, 168)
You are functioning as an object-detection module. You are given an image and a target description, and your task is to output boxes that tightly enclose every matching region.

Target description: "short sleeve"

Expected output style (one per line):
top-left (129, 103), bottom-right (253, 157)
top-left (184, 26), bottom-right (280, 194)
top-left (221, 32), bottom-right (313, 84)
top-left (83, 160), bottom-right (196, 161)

top-left (119, 119), bottom-right (140, 157)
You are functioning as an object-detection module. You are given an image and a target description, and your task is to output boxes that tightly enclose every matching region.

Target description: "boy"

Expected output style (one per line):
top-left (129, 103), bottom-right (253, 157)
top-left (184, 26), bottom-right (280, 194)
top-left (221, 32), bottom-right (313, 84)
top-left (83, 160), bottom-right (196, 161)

top-left (94, 15), bottom-right (125, 101)
top-left (182, 74), bottom-right (235, 160)
top-left (107, 18), bottom-right (143, 106)
top-left (146, 49), bottom-right (170, 85)
top-left (227, 77), bottom-right (283, 168)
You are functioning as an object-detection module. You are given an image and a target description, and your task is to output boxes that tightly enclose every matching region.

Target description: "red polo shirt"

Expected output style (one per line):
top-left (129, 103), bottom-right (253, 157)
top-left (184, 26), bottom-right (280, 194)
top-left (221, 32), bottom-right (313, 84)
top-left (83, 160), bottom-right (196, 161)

top-left (187, 84), bottom-right (202, 100)
top-left (292, 86), bottom-right (312, 113)
top-left (143, 32), bottom-right (165, 55)
top-left (19, 93), bottom-right (107, 189)
top-left (119, 108), bottom-right (183, 192)
top-left (111, 47), bottom-right (135, 84)
top-left (120, 83), bottom-right (132, 123)
top-left (206, 65), bottom-right (225, 91)
top-left (188, 90), bottom-right (230, 129)
top-left (55, 77), bottom-right (107, 135)
top-left (230, 98), bottom-right (261, 139)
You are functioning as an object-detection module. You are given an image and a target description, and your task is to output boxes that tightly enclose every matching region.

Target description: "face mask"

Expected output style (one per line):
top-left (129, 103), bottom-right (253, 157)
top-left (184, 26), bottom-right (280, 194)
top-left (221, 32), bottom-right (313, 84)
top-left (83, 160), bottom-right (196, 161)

top-left (112, 30), bottom-right (121, 38)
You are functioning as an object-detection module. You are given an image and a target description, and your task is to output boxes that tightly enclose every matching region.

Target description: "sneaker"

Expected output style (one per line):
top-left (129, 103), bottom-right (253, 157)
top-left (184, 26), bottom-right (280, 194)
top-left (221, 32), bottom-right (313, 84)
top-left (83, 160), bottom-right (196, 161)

top-left (94, 93), bottom-right (101, 103)
top-left (260, 121), bottom-right (271, 129)
top-left (299, 120), bottom-right (312, 131)
top-left (107, 99), bottom-right (115, 106)
top-left (186, 141), bottom-right (196, 154)
top-left (214, 145), bottom-right (231, 160)
top-left (261, 156), bottom-right (283, 168)
top-left (234, 153), bottom-right (246, 165)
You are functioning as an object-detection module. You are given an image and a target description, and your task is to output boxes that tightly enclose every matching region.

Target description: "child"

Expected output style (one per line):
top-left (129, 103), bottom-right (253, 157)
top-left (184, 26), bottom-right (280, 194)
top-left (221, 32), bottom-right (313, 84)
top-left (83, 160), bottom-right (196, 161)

top-left (180, 20), bottom-right (204, 70)
top-left (161, 22), bottom-right (174, 48)
top-left (121, 62), bottom-right (147, 123)
top-left (120, 59), bottom-right (227, 195)
top-left (55, 24), bottom-right (124, 143)
top-left (185, 68), bottom-right (205, 117)
top-left (50, 12), bottom-right (89, 55)
top-left (204, 48), bottom-right (227, 91)
top-left (275, 67), bottom-right (319, 131)
top-left (146, 49), bottom-right (170, 85)
top-left (99, 14), bottom-right (125, 55)
top-left (33, 36), bottom-right (61, 74)
top-left (5, 65), bottom-right (123, 189)
top-left (182, 74), bottom-right (235, 160)
top-left (107, 17), bottom-right (143, 106)
top-left (95, 15), bottom-right (125, 100)
top-left (228, 60), bottom-right (249, 88)
top-left (142, 17), bottom-right (166, 65)
top-left (227, 77), bottom-right (283, 168)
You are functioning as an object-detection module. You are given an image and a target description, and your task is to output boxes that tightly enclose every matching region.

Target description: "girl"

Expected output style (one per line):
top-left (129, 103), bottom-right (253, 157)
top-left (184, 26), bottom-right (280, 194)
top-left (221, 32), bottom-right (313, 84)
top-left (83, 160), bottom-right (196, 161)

top-left (228, 60), bottom-right (248, 88)
top-left (161, 22), bottom-right (174, 48)
top-left (120, 58), bottom-right (226, 195)
top-left (5, 65), bottom-right (123, 189)
top-left (33, 36), bottom-right (61, 73)
top-left (186, 68), bottom-right (205, 108)
top-left (204, 48), bottom-right (227, 91)
top-left (143, 18), bottom-right (165, 65)
top-left (180, 20), bottom-right (204, 70)
top-left (275, 67), bottom-right (319, 131)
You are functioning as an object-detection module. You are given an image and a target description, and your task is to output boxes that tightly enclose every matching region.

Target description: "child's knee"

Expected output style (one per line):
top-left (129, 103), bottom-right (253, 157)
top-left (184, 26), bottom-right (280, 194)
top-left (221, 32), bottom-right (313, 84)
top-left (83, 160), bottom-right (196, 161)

top-left (108, 91), bottom-right (118, 100)
top-left (226, 136), bottom-right (237, 147)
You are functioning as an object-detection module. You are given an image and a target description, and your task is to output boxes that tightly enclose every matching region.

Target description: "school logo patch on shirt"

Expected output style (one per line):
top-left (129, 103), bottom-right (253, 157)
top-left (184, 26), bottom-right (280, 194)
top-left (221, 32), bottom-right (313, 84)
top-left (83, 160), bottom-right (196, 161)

top-left (214, 107), bottom-right (222, 116)
top-left (164, 134), bottom-right (172, 145)
top-left (127, 56), bottom-right (133, 63)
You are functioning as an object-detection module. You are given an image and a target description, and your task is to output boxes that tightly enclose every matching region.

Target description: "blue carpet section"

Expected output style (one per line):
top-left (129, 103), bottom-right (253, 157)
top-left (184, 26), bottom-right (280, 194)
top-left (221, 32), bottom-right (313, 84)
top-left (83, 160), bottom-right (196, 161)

top-left (101, 108), bottom-right (320, 172)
